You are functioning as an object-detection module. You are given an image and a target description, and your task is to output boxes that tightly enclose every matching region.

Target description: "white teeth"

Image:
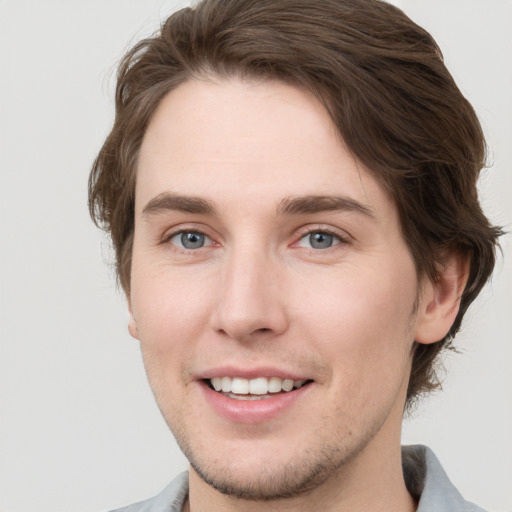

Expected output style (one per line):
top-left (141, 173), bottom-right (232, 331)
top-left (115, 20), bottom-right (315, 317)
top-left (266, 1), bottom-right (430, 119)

top-left (231, 377), bottom-right (249, 394)
top-left (211, 377), bottom-right (222, 391)
top-left (282, 378), bottom-right (294, 392)
top-left (209, 376), bottom-right (308, 395)
top-left (249, 377), bottom-right (269, 395)
top-left (268, 377), bottom-right (282, 393)
top-left (221, 376), bottom-right (232, 392)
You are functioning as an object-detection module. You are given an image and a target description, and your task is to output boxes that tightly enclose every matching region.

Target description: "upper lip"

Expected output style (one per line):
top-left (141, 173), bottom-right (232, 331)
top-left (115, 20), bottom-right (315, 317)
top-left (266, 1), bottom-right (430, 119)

top-left (196, 366), bottom-right (312, 382)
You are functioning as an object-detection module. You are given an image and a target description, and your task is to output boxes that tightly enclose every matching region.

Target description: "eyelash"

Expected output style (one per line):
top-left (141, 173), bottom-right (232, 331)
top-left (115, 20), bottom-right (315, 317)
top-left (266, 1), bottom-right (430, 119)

top-left (162, 226), bottom-right (351, 253)
top-left (163, 229), bottom-right (215, 252)
top-left (294, 227), bottom-right (350, 251)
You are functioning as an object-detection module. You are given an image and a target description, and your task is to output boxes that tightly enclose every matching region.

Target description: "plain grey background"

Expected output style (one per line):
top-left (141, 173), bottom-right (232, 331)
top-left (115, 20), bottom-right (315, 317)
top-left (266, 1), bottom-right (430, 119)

top-left (1, 1), bottom-right (511, 511)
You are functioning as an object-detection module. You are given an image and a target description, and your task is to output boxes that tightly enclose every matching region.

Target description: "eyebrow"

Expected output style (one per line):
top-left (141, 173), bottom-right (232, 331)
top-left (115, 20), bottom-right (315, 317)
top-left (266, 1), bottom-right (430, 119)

top-left (277, 195), bottom-right (376, 219)
top-left (142, 193), bottom-right (216, 217)
top-left (141, 192), bottom-right (376, 220)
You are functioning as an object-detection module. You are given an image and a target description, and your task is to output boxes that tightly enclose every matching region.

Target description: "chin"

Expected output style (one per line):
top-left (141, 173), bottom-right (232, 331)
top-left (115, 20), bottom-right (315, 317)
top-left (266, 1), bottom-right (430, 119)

top-left (173, 424), bottom-right (371, 501)
top-left (189, 453), bottom-right (339, 500)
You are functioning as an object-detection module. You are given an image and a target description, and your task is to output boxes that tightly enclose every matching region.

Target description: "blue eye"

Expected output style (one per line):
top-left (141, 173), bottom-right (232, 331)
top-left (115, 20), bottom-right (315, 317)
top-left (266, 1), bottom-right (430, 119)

top-left (298, 231), bottom-right (340, 249)
top-left (170, 231), bottom-right (211, 249)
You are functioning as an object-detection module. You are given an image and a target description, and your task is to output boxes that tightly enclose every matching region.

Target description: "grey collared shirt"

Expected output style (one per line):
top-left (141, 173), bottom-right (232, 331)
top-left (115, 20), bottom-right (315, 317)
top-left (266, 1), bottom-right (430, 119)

top-left (109, 445), bottom-right (486, 511)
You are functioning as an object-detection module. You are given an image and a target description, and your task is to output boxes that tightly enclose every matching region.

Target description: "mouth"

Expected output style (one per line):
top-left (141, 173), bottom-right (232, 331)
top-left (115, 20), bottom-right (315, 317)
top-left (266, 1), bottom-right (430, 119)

top-left (204, 376), bottom-right (312, 400)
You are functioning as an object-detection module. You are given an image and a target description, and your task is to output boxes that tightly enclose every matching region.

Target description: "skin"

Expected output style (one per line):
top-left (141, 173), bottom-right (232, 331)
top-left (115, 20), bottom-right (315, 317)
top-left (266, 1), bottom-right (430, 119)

top-left (129, 78), bottom-right (465, 512)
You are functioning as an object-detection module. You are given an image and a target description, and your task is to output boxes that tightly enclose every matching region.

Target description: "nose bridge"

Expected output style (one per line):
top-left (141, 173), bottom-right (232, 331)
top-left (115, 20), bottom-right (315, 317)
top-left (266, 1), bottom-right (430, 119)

top-left (213, 242), bottom-right (287, 341)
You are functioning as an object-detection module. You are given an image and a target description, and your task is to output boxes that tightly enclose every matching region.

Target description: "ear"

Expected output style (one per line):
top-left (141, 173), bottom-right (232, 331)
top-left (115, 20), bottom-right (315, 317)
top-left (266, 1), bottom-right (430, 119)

top-left (414, 254), bottom-right (470, 345)
top-left (127, 300), bottom-right (140, 340)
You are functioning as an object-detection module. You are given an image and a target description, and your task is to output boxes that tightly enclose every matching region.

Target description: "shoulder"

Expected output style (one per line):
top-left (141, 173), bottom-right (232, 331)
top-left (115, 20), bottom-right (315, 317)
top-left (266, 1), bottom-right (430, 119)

top-left (107, 451), bottom-right (487, 512)
top-left (402, 445), bottom-right (487, 512)
top-left (107, 471), bottom-right (189, 512)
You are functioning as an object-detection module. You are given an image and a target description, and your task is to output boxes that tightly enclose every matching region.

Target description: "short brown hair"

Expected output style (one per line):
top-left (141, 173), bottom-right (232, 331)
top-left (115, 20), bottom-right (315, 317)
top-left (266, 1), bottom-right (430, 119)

top-left (89, 0), bottom-right (502, 403)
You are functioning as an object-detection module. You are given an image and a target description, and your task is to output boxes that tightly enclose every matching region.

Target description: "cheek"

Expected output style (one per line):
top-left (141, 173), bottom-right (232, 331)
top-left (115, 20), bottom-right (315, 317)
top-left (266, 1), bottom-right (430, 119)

top-left (291, 259), bottom-right (417, 383)
top-left (133, 262), bottom-right (210, 332)
top-left (130, 268), bottom-right (214, 381)
top-left (133, 276), bottom-right (211, 422)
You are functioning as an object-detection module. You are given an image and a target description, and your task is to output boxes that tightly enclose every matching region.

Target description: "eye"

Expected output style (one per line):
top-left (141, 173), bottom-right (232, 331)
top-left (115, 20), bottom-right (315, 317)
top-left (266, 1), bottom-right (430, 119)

top-left (297, 231), bottom-right (342, 249)
top-left (169, 231), bottom-right (212, 250)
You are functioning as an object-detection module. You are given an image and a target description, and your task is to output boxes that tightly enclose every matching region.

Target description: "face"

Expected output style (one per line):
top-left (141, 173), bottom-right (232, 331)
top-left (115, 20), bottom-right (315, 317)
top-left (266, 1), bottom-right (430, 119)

top-left (130, 78), bottom-right (428, 500)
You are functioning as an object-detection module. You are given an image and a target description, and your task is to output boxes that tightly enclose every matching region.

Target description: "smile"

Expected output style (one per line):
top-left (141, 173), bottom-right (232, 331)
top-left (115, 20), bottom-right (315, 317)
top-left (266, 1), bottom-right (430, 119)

top-left (207, 376), bottom-right (309, 400)
top-left (200, 374), bottom-right (313, 423)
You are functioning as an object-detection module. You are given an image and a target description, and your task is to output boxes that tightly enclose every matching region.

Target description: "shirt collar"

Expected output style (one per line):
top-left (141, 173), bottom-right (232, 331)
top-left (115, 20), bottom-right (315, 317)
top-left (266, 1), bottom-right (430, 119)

top-left (402, 445), bottom-right (485, 511)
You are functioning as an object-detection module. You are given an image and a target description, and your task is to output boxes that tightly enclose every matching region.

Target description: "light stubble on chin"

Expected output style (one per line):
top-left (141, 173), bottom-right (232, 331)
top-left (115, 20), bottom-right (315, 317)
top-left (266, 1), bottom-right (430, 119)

top-left (187, 442), bottom-right (353, 501)
top-left (171, 414), bottom-right (379, 503)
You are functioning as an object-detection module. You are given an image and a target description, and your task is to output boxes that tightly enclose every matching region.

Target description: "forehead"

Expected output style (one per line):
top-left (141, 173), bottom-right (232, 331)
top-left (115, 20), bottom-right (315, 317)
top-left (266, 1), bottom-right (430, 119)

top-left (137, 77), bottom-right (396, 224)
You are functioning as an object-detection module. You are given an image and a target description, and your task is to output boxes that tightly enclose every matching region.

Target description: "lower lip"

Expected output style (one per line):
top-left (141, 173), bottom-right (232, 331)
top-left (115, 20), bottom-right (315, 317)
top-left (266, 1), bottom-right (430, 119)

top-left (199, 381), bottom-right (311, 424)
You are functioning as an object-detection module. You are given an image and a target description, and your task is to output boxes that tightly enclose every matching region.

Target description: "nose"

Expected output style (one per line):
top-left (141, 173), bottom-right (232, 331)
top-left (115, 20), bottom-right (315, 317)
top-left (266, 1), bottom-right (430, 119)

top-left (211, 248), bottom-right (289, 342)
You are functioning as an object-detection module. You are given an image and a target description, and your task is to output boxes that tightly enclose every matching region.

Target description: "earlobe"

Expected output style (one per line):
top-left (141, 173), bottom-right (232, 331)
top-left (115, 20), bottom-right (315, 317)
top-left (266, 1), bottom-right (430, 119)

top-left (414, 254), bottom-right (470, 345)
top-left (128, 306), bottom-right (140, 340)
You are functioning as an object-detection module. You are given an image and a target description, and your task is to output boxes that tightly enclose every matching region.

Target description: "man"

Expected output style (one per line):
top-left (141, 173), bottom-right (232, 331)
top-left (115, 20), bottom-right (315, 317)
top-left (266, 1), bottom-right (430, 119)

top-left (89, 0), bottom-right (502, 510)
